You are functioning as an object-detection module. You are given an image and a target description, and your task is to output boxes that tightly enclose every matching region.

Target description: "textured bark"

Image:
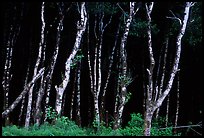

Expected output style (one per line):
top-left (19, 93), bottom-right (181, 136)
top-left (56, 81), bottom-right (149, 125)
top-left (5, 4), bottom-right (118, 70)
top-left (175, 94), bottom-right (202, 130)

top-left (55, 2), bottom-right (87, 116)
top-left (2, 68), bottom-right (45, 119)
top-left (144, 2), bottom-right (193, 136)
top-left (174, 70), bottom-right (180, 133)
top-left (2, 3), bottom-right (23, 125)
top-left (165, 94), bottom-right (170, 127)
top-left (35, 2), bottom-right (47, 125)
top-left (155, 36), bottom-right (169, 119)
top-left (70, 68), bottom-right (77, 120)
top-left (155, 2), bottom-right (193, 110)
top-left (44, 3), bottom-right (66, 121)
top-left (25, 2), bottom-right (45, 128)
top-left (100, 16), bottom-right (119, 122)
top-left (76, 60), bottom-right (81, 126)
top-left (116, 2), bottom-right (139, 129)
top-left (144, 2), bottom-right (155, 136)
top-left (18, 64), bottom-right (30, 125)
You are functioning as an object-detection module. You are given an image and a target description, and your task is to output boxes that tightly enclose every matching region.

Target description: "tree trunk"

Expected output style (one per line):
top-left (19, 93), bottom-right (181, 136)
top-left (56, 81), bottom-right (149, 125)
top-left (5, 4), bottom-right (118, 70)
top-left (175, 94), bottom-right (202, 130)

top-left (25, 2), bottom-right (45, 128)
top-left (18, 64), bottom-right (30, 125)
top-left (44, 3), bottom-right (65, 121)
top-left (2, 3), bottom-right (23, 126)
top-left (144, 2), bottom-right (193, 136)
top-left (144, 2), bottom-right (154, 136)
top-left (2, 68), bottom-right (45, 119)
top-left (174, 69), bottom-right (180, 133)
top-left (155, 36), bottom-right (169, 119)
top-left (116, 2), bottom-right (139, 129)
top-left (55, 2), bottom-right (87, 116)
top-left (155, 2), bottom-right (193, 110)
top-left (76, 60), bottom-right (81, 126)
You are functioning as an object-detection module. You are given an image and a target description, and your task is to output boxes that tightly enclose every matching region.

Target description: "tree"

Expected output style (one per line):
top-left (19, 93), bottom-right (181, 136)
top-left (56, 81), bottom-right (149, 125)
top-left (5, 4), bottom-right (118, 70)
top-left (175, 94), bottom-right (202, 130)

top-left (55, 2), bottom-right (87, 116)
top-left (143, 2), bottom-right (195, 136)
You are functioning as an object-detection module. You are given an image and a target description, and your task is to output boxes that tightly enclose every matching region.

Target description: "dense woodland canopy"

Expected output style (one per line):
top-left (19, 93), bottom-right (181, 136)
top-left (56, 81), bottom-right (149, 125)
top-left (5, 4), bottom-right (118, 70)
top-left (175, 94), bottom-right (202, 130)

top-left (1, 1), bottom-right (202, 136)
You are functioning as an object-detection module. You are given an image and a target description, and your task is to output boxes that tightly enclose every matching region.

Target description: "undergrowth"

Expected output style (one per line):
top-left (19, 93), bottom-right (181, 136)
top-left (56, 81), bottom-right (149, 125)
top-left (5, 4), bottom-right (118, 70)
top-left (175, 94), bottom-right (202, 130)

top-left (2, 107), bottom-right (181, 136)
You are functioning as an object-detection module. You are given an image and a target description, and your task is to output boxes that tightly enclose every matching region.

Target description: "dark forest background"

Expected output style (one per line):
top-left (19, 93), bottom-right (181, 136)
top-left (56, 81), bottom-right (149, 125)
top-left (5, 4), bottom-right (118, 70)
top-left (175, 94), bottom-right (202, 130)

top-left (1, 1), bottom-right (202, 135)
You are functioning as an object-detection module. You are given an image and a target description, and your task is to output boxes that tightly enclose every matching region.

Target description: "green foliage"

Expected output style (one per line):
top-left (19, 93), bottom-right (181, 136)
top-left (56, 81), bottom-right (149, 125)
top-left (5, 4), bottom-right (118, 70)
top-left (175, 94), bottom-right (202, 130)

top-left (87, 2), bottom-right (118, 15)
top-left (70, 49), bottom-right (84, 69)
top-left (128, 18), bottom-right (160, 37)
top-left (45, 106), bottom-right (58, 121)
top-left (119, 113), bottom-right (181, 136)
top-left (118, 75), bottom-right (133, 86)
top-left (2, 109), bottom-right (181, 136)
top-left (125, 91), bottom-right (132, 104)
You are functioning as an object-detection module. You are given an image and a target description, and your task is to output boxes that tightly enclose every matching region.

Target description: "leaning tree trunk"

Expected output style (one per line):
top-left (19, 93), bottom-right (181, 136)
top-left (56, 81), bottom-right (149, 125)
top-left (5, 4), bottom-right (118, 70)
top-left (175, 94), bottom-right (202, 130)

top-left (2, 68), bottom-right (45, 119)
top-left (55, 2), bottom-right (87, 116)
top-left (143, 2), bottom-right (194, 136)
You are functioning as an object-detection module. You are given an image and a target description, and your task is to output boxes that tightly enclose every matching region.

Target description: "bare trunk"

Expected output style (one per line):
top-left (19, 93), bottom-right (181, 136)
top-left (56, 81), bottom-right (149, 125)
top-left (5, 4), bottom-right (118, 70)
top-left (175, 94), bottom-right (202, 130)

top-left (2, 3), bottom-right (23, 125)
top-left (165, 94), bottom-right (170, 127)
top-left (70, 69), bottom-right (77, 120)
top-left (44, 3), bottom-right (64, 121)
top-left (155, 36), bottom-right (169, 119)
top-left (2, 68), bottom-right (45, 119)
top-left (143, 2), bottom-right (193, 136)
top-left (144, 2), bottom-right (154, 136)
top-left (116, 2), bottom-right (139, 129)
top-left (144, 106), bottom-right (154, 136)
top-left (100, 16), bottom-right (119, 122)
top-left (55, 2), bottom-right (87, 116)
top-left (18, 64), bottom-right (30, 125)
top-left (174, 70), bottom-right (180, 133)
top-left (76, 60), bottom-right (81, 126)
top-left (155, 2), bottom-right (193, 110)
top-left (25, 2), bottom-right (45, 128)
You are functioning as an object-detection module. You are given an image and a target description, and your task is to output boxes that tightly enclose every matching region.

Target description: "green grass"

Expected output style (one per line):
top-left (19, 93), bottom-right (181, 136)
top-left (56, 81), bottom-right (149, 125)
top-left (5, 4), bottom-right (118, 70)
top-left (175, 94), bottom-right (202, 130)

top-left (2, 108), bottom-right (181, 136)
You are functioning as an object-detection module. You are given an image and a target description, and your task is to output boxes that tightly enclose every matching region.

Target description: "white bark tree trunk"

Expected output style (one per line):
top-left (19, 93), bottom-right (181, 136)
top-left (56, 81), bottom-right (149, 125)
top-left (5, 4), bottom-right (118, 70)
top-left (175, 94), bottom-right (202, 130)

top-left (25, 2), bottom-right (45, 128)
top-left (2, 68), bottom-right (45, 119)
top-left (144, 2), bottom-right (193, 136)
top-left (115, 2), bottom-right (140, 129)
top-left (55, 2), bottom-right (87, 116)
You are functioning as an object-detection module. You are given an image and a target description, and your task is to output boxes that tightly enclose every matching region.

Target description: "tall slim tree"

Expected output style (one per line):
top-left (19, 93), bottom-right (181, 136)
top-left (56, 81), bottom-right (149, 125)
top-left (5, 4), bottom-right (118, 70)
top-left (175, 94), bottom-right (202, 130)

top-left (114, 2), bottom-right (139, 129)
top-left (2, 2), bottom-right (24, 126)
top-left (143, 2), bottom-right (194, 136)
top-left (25, 2), bottom-right (45, 128)
top-left (55, 2), bottom-right (87, 116)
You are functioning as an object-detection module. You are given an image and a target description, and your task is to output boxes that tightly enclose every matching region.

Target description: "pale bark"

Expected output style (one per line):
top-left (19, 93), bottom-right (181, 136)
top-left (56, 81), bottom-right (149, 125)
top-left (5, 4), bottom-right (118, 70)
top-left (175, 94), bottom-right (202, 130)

top-left (2, 68), bottom-right (45, 119)
top-left (70, 68), bottom-right (77, 120)
top-left (18, 64), bottom-right (30, 125)
top-left (165, 94), bottom-right (170, 127)
top-left (116, 2), bottom-right (139, 128)
top-left (155, 36), bottom-right (169, 119)
top-left (144, 2), bottom-right (193, 136)
top-left (144, 2), bottom-right (155, 136)
top-left (25, 2), bottom-right (45, 128)
top-left (2, 3), bottom-right (23, 125)
top-left (155, 2), bottom-right (193, 111)
top-left (44, 3), bottom-right (65, 121)
top-left (76, 60), bottom-right (81, 126)
top-left (100, 16), bottom-right (119, 122)
top-left (55, 2), bottom-right (87, 116)
top-left (174, 69), bottom-right (180, 133)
